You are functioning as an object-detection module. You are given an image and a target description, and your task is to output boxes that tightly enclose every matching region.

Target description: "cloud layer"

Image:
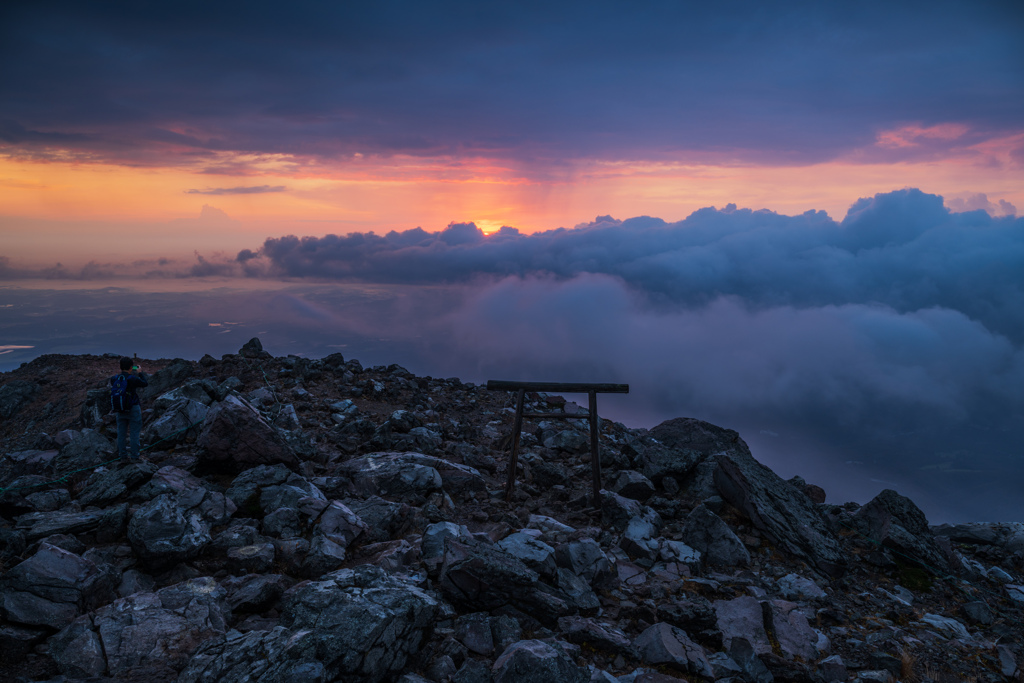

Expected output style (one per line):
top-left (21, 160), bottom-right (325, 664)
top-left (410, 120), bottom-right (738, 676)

top-left (244, 189), bottom-right (1024, 342)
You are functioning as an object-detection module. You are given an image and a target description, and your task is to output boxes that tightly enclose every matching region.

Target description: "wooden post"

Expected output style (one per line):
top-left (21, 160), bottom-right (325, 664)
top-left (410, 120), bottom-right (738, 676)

top-left (504, 388), bottom-right (526, 503)
top-left (588, 390), bottom-right (602, 508)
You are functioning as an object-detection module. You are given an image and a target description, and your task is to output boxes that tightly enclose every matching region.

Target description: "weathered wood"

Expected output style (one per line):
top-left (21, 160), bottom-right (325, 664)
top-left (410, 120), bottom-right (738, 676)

top-left (486, 380), bottom-right (629, 394)
top-left (504, 388), bottom-right (526, 503)
top-left (490, 379), bottom-right (625, 511)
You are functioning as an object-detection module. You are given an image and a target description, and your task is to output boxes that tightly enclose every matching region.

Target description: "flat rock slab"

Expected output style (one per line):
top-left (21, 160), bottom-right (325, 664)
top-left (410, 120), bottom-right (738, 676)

top-left (492, 639), bottom-right (588, 683)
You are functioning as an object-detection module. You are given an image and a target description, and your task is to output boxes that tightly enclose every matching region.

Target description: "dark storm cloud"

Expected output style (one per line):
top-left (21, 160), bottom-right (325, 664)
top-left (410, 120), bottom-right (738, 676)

top-left (1, 1), bottom-right (1021, 165)
top-left (246, 189), bottom-right (1024, 342)
top-left (185, 185), bottom-right (286, 195)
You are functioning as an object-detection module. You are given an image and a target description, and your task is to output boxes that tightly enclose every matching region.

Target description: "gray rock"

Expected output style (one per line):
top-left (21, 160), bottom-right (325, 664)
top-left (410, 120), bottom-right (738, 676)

top-left (714, 596), bottom-right (771, 655)
top-left (439, 539), bottom-right (576, 625)
top-left (555, 567), bottom-right (601, 614)
top-left (714, 450), bottom-right (845, 576)
top-left (768, 599), bottom-right (818, 660)
top-left (608, 470), bottom-right (656, 501)
top-left (853, 489), bottom-right (950, 573)
top-left (819, 654), bottom-right (847, 683)
top-left (0, 623), bottom-right (46, 664)
top-left (422, 522), bottom-right (472, 574)
top-left (633, 622), bottom-right (713, 678)
top-left (15, 507), bottom-right (108, 542)
top-left (78, 461), bottom-right (158, 507)
top-left (960, 600), bottom-right (994, 625)
top-left (49, 577), bottom-right (228, 679)
top-left (658, 540), bottom-right (701, 573)
top-left (153, 381), bottom-right (215, 411)
top-left (642, 417), bottom-right (743, 484)
top-left (729, 636), bottom-right (774, 683)
top-left (178, 566), bottom-right (437, 683)
top-left (53, 428), bottom-right (115, 471)
top-left (456, 612), bottom-right (496, 656)
top-left (127, 493), bottom-right (212, 568)
top-left (0, 542), bottom-right (117, 630)
top-left (680, 504), bottom-right (750, 567)
top-left (498, 532), bottom-right (558, 578)
top-left (554, 538), bottom-right (614, 587)
top-left (344, 496), bottom-right (412, 543)
top-left (492, 639), bottom-right (588, 683)
top-left (544, 429), bottom-right (590, 453)
top-left (145, 359), bottom-right (194, 396)
top-left (453, 658), bottom-right (493, 683)
top-left (601, 490), bottom-right (661, 534)
top-left (143, 398), bottom-right (209, 446)
top-left (340, 451), bottom-right (487, 500)
top-left (226, 543), bottom-right (276, 573)
top-left (197, 394), bottom-right (297, 470)
top-left (262, 507), bottom-right (304, 538)
top-left (0, 380), bottom-right (36, 419)
top-left (222, 573), bottom-right (292, 613)
top-left (557, 615), bottom-right (636, 657)
top-left (707, 651), bottom-right (744, 679)
top-left (239, 337), bottom-right (268, 358)
top-left (777, 573), bottom-right (827, 601)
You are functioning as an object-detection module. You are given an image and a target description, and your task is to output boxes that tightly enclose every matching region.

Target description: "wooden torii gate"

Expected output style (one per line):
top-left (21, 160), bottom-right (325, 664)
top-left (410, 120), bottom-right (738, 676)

top-left (486, 380), bottom-right (629, 509)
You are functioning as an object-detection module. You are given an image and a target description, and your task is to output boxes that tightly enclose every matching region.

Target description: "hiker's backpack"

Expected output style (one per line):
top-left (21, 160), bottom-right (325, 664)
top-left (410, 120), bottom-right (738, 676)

top-left (110, 374), bottom-right (131, 412)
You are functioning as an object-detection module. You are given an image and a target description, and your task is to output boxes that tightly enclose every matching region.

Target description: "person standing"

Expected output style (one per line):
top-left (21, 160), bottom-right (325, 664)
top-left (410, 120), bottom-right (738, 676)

top-left (110, 356), bottom-right (148, 462)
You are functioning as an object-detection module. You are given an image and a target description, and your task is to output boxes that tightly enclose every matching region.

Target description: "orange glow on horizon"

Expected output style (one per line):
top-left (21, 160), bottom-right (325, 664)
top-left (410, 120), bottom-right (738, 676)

top-left (2, 129), bottom-right (1022, 267)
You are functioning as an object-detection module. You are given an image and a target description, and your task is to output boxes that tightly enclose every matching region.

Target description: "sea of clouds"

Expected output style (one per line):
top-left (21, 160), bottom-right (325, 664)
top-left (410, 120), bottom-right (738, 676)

top-left (2, 189), bottom-right (1022, 522)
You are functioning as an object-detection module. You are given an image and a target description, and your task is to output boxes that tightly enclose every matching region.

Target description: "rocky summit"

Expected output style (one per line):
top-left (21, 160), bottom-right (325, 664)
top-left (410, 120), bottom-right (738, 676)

top-left (0, 341), bottom-right (1022, 683)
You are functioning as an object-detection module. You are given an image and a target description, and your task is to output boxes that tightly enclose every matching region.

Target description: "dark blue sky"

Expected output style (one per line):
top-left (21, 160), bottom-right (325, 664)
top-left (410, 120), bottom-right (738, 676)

top-left (3, 0), bottom-right (1021, 165)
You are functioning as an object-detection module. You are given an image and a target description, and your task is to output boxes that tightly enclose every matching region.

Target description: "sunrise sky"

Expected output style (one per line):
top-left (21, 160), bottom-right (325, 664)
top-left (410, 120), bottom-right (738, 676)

top-left (2, 1), bottom-right (1021, 266)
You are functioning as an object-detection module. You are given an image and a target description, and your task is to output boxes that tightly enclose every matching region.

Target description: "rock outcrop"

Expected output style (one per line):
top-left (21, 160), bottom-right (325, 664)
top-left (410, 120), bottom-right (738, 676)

top-left (0, 345), bottom-right (1020, 683)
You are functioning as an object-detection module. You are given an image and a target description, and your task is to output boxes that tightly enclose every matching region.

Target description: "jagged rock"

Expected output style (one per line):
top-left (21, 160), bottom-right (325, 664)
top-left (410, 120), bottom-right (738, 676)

top-left (642, 417), bottom-right (744, 485)
top-left (601, 490), bottom-right (662, 533)
top-left (153, 381), bottom-right (215, 411)
top-left (226, 463), bottom-right (325, 517)
top-left (344, 496), bottom-right (412, 543)
top-left (49, 577), bottom-right (228, 679)
top-left (768, 599), bottom-right (819, 660)
top-left (621, 516), bottom-right (659, 562)
top-left (680, 503), bottom-right (750, 567)
top-left (179, 566), bottom-right (436, 683)
top-left (239, 337), bottom-right (269, 358)
top-left (558, 615), bottom-right (636, 657)
top-left (222, 573), bottom-right (292, 613)
top-left (197, 394), bottom-right (297, 469)
top-left (633, 622), bottom-right (713, 678)
top-left (819, 654), bottom-right (848, 682)
top-left (932, 522), bottom-right (1024, 554)
top-left (543, 429), bottom-right (590, 453)
top-left (226, 543), bottom-right (276, 573)
top-left (143, 398), bottom-right (209, 446)
top-left (262, 507), bottom-right (304, 538)
top-left (340, 451), bottom-right (486, 500)
top-left (0, 623), bottom-right (46, 663)
top-left (728, 636), bottom-right (774, 683)
top-left (135, 466), bottom-right (237, 525)
top-left (456, 612), bottom-right (496, 656)
top-left (659, 540), bottom-right (702, 573)
top-left (439, 539), bottom-right (576, 625)
top-left (127, 493), bottom-right (212, 568)
top-left (853, 489), bottom-right (951, 573)
top-left (498, 531), bottom-right (558, 578)
top-left (145, 359), bottom-right (195, 396)
top-left (960, 600), bottom-right (994, 625)
top-left (918, 612), bottom-right (971, 639)
top-left (777, 573), bottom-right (827, 601)
top-left (707, 651), bottom-right (745, 679)
top-left (554, 567), bottom-right (601, 614)
top-left (0, 542), bottom-right (117, 630)
top-left (714, 449), bottom-right (845, 576)
top-left (15, 507), bottom-right (107, 542)
top-left (491, 639), bottom-right (588, 683)
top-left (422, 521), bottom-right (472, 574)
top-left (714, 596), bottom-right (771, 655)
top-left (53, 428), bottom-right (114, 471)
top-left (608, 469), bottom-right (656, 501)
top-left (0, 380), bottom-right (36, 419)
top-left (453, 659), bottom-right (492, 683)
top-left (78, 461), bottom-right (158, 507)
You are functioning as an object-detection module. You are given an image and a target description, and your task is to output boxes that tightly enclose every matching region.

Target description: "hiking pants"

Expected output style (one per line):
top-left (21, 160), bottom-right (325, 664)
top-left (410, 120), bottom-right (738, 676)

top-left (116, 404), bottom-right (142, 460)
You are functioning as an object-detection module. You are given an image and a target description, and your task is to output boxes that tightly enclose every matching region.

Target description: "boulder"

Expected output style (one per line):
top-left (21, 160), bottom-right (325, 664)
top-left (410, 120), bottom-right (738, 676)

top-left (344, 496), bottom-right (412, 543)
top-left (145, 359), bottom-right (195, 397)
top-left (339, 451), bottom-right (486, 500)
top-left (53, 429), bottom-right (115, 471)
top-left (0, 380), bottom-right (36, 419)
top-left (127, 493), bottom-right (212, 568)
top-left (497, 532), bottom-right (558, 578)
top-left (608, 470), bottom-right (656, 501)
top-left (48, 577), bottom-right (228, 679)
top-left (777, 573), bottom-right (827, 601)
top-left (179, 566), bottom-right (437, 683)
top-left (557, 616), bottom-right (636, 657)
top-left (143, 398), bottom-right (209, 446)
top-left (152, 381), bottom-right (216, 411)
top-left (680, 504), bottom-right (750, 567)
top-left (439, 539), bottom-right (577, 625)
top-left (714, 450), bottom-right (845, 576)
top-left (633, 622), bottom-right (713, 678)
top-left (714, 595), bottom-right (771, 655)
top-left (768, 599), bottom-right (819, 660)
top-left (554, 538), bottom-right (615, 587)
top-left (0, 543), bottom-right (117, 630)
top-left (15, 507), bottom-right (109, 542)
top-left (77, 461), bottom-right (158, 507)
top-left (197, 394), bottom-right (297, 469)
top-left (601, 490), bottom-right (661, 533)
top-left (853, 489), bottom-right (951, 573)
top-left (491, 639), bottom-right (588, 683)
